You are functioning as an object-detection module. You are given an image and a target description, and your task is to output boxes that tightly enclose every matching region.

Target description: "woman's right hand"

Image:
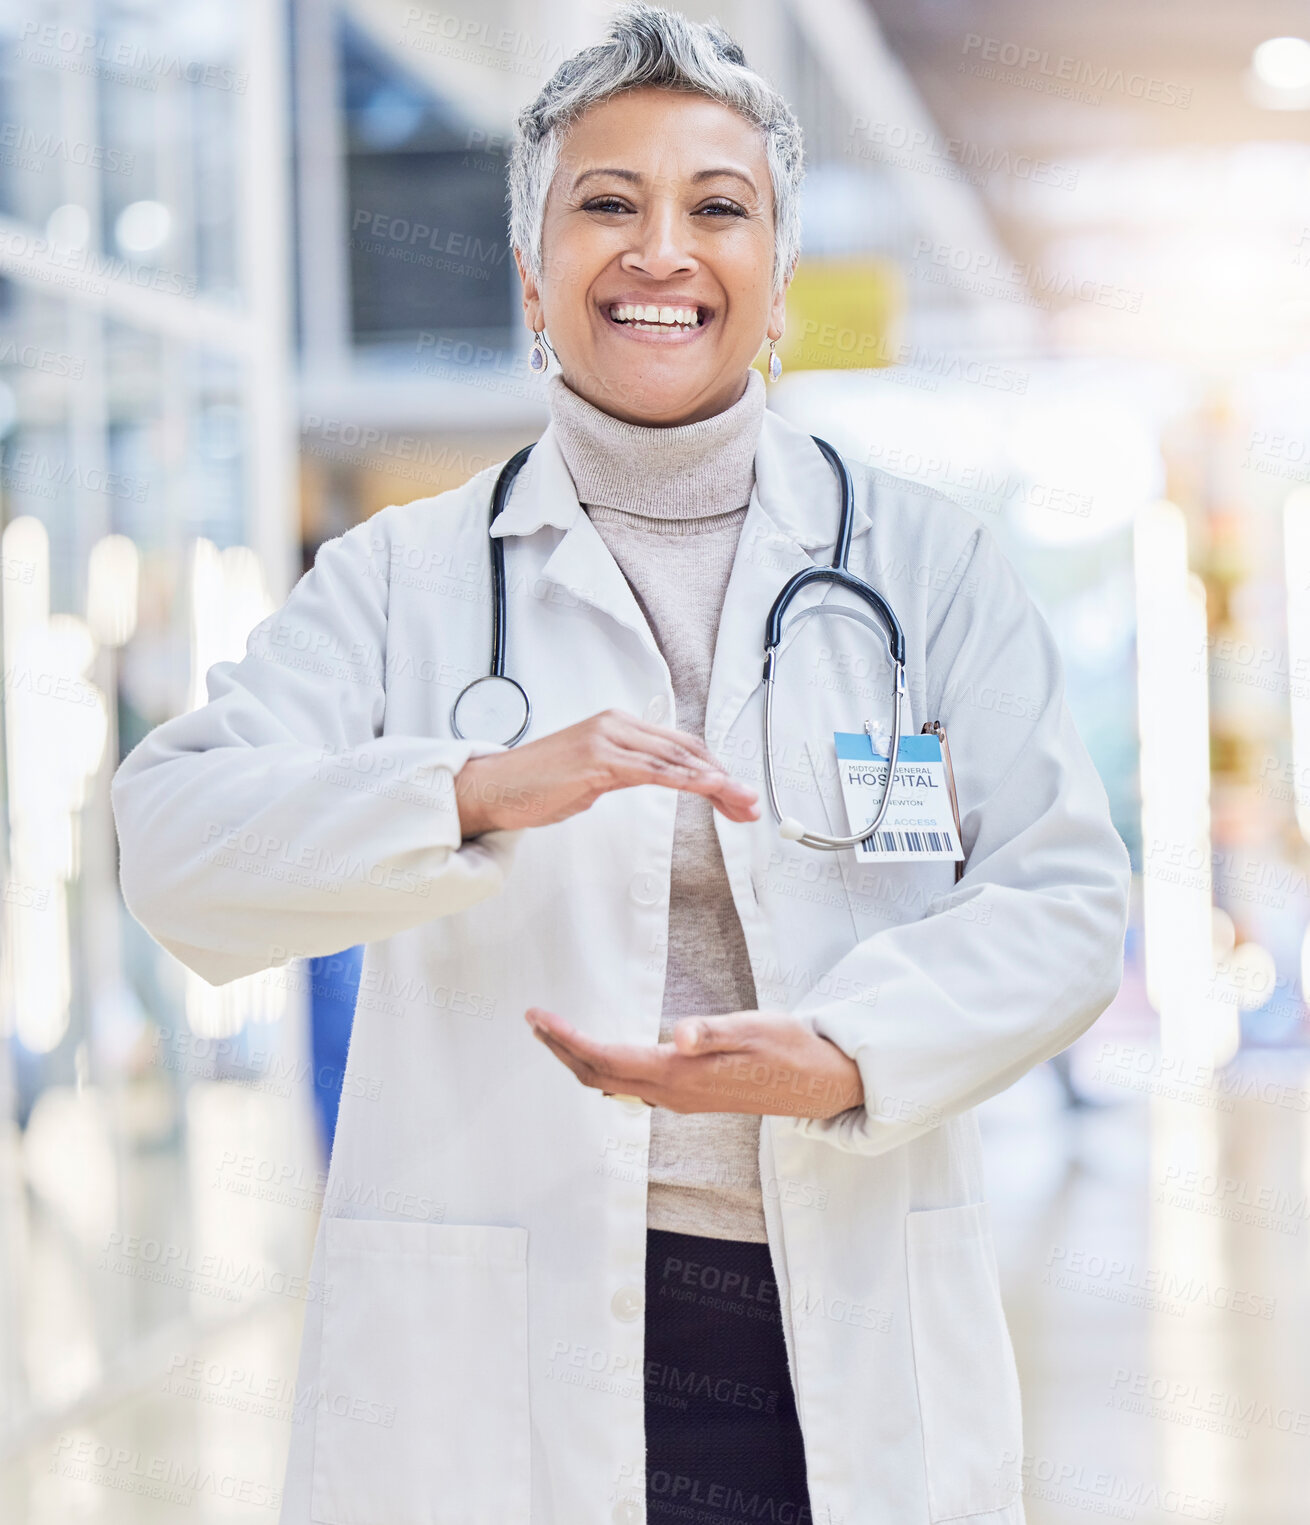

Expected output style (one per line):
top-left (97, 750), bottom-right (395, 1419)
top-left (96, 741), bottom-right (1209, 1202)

top-left (453, 708), bottom-right (760, 837)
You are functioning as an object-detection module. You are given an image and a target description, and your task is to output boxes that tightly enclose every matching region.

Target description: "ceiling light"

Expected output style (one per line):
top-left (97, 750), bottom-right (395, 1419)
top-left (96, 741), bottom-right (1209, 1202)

top-left (1252, 36), bottom-right (1310, 91)
top-left (1248, 37), bottom-right (1310, 108)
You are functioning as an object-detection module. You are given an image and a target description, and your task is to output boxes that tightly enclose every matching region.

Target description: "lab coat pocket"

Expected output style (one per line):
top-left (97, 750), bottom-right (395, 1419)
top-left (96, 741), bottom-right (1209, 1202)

top-left (311, 1218), bottom-right (530, 1525)
top-left (905, 1202), bottom-right (1023, 1522)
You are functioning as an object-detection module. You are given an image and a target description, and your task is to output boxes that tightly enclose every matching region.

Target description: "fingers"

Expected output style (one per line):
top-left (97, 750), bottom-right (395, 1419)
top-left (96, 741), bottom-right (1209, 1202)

top-left (498, 711), bottom-right (760, 826)
top-left (670, 1013), bottom-right (761, 1055)
top-left (614, 713), bottom-right (717, 762)
top-left (524, 1006), bottom-right (854, 1119)
top-left (525, 1008), bottom-right (667, 1097)
top-left (620, 749), bottom-right (758, 820)
top-left (597, 713), bottom-right (760, 820)
top-left (525, 1008), bottom-right (765, 1108)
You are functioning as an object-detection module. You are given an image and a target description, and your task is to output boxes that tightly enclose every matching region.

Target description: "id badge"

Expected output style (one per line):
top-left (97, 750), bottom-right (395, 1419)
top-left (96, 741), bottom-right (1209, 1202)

top-left (834, 727), bottom-right (965, 866)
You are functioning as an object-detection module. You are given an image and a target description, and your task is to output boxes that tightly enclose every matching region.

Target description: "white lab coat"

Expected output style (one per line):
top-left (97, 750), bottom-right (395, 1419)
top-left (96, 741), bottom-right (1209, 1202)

top-left (111, 401), bottom-right (1131, 1525)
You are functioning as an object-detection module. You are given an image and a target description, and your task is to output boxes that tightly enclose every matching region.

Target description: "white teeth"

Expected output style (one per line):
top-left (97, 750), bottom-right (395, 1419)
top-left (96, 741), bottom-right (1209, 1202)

top-left (607, 303), bottom-right (702, 328)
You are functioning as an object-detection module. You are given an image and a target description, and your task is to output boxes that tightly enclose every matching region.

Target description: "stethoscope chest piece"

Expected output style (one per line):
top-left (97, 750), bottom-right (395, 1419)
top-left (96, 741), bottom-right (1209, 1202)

top-left (450, 674), bottom-right (531, 746)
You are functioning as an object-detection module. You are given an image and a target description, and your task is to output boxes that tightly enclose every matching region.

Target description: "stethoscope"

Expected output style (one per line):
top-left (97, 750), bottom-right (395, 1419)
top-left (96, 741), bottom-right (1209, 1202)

top-left (450, 436), bottom-right (906, 852)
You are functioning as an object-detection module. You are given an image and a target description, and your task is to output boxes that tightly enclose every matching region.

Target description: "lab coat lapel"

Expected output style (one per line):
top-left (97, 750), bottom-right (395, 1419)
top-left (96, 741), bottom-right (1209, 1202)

top-left (488, 422), bottom-right (665, 666)
top-left (487, 403), bottom-right (874, 735)
top-left (704, 409), bottom-right (871, 751)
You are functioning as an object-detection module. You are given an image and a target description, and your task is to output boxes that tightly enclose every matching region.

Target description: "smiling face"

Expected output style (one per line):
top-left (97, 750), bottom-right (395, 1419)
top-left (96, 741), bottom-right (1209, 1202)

top-left (514, 86), bottom-right (789, 426)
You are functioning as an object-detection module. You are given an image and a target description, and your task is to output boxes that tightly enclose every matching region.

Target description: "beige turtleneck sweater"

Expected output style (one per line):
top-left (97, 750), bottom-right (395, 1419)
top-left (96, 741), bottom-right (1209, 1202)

top-left (546, 367), bottom-right (769, 1243)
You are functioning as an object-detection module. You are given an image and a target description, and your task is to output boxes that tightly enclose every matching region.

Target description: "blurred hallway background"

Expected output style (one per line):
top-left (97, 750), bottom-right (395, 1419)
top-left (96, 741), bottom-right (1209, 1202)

top-left (1, 1), bottom-right (1309, 1519)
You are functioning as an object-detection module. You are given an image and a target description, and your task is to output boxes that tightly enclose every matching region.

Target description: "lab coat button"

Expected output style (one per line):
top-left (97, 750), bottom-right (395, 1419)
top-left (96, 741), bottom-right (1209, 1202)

top-left (644, 696), bottom-right (669, 723)
top-left (629, 871), bottom-right (663, 906)
top-left (611, 1285), bottom-right (644, 1321)
top-left (612, 1502), bottom-right (643, 1525)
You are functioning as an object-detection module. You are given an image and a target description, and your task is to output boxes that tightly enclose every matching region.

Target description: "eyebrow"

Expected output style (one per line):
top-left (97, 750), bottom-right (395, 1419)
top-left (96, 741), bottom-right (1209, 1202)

top-left (571, 166), bottom-right (758, 194)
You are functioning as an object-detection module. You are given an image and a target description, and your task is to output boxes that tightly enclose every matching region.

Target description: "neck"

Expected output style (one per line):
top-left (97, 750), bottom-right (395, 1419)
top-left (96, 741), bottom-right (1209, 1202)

top-left (546, 368), bottom-right (766, 520)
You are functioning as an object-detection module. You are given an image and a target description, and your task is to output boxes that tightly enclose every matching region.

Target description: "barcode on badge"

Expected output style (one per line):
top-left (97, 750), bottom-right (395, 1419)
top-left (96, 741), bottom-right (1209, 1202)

top-left (861, 829), bottom-right (955, 854)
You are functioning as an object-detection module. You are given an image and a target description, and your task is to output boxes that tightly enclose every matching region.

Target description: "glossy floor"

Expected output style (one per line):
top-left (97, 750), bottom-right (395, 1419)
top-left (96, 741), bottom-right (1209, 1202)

top-left (1, 1041), bottom-right (1307, 1523)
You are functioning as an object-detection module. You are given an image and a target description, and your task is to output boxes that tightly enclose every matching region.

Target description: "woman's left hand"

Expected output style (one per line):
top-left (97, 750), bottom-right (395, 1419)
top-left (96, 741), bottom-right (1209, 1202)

top-left (524, 1007), bottom-right (864, 1119)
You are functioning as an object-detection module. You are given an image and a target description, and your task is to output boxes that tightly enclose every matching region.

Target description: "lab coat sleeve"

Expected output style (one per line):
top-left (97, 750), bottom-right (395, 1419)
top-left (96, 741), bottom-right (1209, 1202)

top-left (110, 519), bottom-right (525, 988)
top-left (777, 520), bottom-right (1131, 1155)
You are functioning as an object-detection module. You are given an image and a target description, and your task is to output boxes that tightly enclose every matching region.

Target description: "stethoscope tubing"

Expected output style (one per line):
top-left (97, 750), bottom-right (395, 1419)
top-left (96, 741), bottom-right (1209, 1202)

top-left (488, 444), bottom-right (534, 678)
top-left (759, 434), bottom-right (907, 849)
top-left (456, 434), bottom-right (907, 850)
top-left (763, 658), bottom-right (904, 850)
top-left (449, 444), bottom-right (535, 745)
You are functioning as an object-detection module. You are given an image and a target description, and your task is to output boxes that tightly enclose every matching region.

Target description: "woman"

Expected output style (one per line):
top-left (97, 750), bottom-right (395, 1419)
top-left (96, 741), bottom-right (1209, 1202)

top-left (111, 7), bottom-right (1131, 1524)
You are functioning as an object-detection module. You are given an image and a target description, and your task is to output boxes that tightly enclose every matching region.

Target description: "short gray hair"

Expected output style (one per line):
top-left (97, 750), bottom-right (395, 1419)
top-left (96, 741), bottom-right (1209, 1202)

top-left (507, 2), bottom-right (805, 303)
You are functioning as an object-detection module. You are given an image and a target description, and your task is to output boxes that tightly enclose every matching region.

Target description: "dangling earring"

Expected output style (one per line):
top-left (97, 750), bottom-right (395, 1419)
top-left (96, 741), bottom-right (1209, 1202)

top-left (529, 328), bottom-right (550, 375)
top-left (767, 336), bottom-right (782, 382)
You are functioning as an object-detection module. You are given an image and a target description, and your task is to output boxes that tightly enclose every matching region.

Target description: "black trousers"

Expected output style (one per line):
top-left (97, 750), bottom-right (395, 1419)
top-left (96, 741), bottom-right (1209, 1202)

top-left (644, 1227), bottom-right (812, 1525)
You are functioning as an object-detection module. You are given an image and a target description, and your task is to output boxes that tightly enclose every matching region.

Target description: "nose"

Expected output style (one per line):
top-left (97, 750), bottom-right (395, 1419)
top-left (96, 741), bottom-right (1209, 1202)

top-left (619, 200), bottom-right (696, 283)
